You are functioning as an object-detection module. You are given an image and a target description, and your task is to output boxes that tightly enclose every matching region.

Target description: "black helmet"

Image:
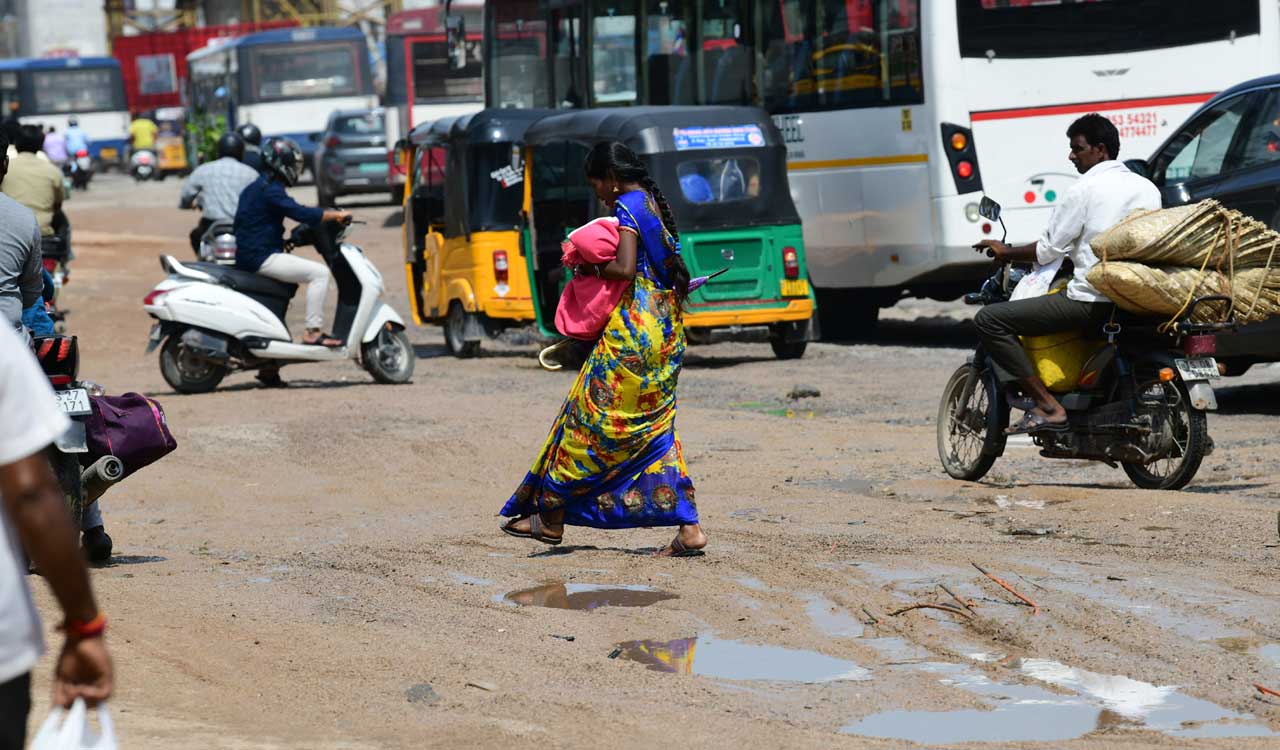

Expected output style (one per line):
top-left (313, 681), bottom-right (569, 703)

top-left (216, 131), bottom-right (245, 160)
top-left (236, 123), bottom-right (262, 147)
top-left (261, 137), bottom-right (304, 186)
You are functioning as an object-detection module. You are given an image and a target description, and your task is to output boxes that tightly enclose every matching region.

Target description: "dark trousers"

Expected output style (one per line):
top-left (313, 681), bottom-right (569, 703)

top-left (973, 293), bottom-right (1114, 383)
top-left (0, 672), bottom-right (31, 750)
top-left (189, 217), bottom-right (214, 255)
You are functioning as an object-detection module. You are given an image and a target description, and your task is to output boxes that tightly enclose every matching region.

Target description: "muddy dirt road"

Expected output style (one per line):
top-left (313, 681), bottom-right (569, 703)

top-left (23, 174), bottom-right (1280, 748)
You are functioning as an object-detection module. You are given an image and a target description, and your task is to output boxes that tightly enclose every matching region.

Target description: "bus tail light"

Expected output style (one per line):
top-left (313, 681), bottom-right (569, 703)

top-left (493, 250), bottom-right (509, 284)
top-left (782, 246), bottom-right (799, 279)
top-left (941, 123), bottom-right (983, 194)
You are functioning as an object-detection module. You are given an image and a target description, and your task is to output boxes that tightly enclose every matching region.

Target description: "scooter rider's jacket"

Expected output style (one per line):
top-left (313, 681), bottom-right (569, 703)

top-left (232, 174), bottom-right (324, 273)
top-left (179, 157), bottom-right (258, 223)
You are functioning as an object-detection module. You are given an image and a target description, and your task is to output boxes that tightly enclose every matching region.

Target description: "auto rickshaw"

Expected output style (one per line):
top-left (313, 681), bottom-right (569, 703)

top-left (520, 106), bottom-right (816, 359)
top-left (401, 108), bottom-right (551, 356)
top-left (153, 106), bottom-right (190, 179)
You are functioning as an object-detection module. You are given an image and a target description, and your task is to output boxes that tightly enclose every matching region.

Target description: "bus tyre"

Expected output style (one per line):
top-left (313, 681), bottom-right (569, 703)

top-left (445, 302), bottom-right (480, 358)
top-left (159, 334), bottom-right (227, 394)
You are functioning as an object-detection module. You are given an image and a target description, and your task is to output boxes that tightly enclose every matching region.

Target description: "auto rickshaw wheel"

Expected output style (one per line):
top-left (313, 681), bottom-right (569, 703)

top-left (445, 302), bottom-right (480, 358)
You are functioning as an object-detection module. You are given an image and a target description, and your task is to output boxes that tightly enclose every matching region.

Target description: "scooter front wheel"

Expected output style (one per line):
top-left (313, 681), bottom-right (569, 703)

top-left (363, 326), bottom-right (415, 384)
top-left (937, 363), bottom-right (1007, 481)
top-left (159, 334), bottom-right (227, 394)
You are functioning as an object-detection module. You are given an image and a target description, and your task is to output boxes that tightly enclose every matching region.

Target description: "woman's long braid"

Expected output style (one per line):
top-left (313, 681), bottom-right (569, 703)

top-left (638, 175), bottom-right (692, 308)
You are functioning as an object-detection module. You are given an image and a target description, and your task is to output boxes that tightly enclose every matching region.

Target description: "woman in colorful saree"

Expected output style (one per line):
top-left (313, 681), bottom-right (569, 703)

top-left (499, 142), bottom-right (708, 557)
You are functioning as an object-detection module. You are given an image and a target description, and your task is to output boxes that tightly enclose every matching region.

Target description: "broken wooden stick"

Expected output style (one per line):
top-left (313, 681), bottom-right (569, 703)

top-left (861, 606), bottom-right (879, 625)
top-left (1254, 683), bottom-right (1280, 699)
top-left (972, 562), bottom-right (1039, 615)
top-left (938, 583), bottom-right (978, 616)
top-left (889, 603), bottom-right (972, 619)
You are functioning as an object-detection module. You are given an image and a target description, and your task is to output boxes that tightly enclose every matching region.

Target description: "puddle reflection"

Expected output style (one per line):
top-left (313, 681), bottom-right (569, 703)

top-left (504, 583), bottom-right (676, 610)
top-left (844, 658), bottom-right (1274, 744)
top-left (803, 595), bottom-right (863, 638)
top-left (616, 634), bottom-right (871, 683)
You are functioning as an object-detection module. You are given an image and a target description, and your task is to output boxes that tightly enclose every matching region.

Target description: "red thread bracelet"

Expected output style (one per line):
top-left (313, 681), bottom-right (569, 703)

top-left (61, 613), bottom-right (107, 640)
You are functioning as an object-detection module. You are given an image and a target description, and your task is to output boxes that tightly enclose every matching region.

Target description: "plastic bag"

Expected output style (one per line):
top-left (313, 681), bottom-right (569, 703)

top-left (1009, 257), bottom-right (1063, 302)
top-left (31, 699), bottom-right (117, 750)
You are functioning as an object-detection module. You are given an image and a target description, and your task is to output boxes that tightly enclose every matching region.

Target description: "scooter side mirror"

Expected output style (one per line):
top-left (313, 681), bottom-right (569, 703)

top-left (978, 196), bottom-right (1002, 222)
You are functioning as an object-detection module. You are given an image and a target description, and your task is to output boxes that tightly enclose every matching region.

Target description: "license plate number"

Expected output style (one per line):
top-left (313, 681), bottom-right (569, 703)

top-left (99, 148), bottom-right (117, 160)
top-left (780, 279), bottom-right (810, 298)
top-left (1175, 357), bottom-right (1219, 381)
top-left (359, 162), bottom-right (388, 175)
top-left (55, 388), bottom-right (92, 416)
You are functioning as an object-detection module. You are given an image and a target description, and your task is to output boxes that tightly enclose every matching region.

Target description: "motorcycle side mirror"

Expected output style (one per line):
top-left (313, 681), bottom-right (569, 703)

top-left (978, 196), bottom-right (1002, 222)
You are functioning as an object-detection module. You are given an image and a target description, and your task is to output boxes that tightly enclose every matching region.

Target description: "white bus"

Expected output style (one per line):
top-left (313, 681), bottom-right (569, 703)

top-left (0, 57), bottom-right (129, 167)
top-left (484, 0), bottom-right (1277, 331)
top-left (187, 26), bottom-right (377, 168)
top-left (384, 3), bottom-right (485, 202)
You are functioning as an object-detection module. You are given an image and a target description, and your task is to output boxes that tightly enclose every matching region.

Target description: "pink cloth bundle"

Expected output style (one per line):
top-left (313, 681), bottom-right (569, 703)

top-left (555, 216), bottom-right (626, 340)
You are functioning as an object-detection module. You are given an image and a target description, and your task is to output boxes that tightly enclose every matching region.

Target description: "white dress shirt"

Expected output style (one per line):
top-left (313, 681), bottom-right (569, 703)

top-left (1035, 159), bottom-right (1161, 303)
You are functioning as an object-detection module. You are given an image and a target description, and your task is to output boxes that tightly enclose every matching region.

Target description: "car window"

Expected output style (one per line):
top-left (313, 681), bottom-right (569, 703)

top-left (333, 113), bottom-right (383, 135)
top-left (1154, 94), bottom-right (1253, 186)
top-left (1236, 90), bottom-right (1280, 171)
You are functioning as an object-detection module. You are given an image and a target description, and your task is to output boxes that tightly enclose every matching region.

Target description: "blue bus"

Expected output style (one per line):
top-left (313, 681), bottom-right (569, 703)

top-left (187, 26), bottom-right (377, 165)
top-left (0, 57), bottom-right (129, 165)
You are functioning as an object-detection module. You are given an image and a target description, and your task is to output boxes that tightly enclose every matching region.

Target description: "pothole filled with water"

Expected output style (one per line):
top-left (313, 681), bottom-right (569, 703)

top-left (503, 583), bottom-right (676, 611)
top-left (843, 658), bottom-right (1274, 744)
top-left (614, 634), bottom-right (871, 683)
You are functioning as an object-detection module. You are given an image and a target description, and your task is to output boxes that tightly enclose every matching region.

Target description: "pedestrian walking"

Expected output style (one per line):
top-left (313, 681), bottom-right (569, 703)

top-left (499, 141), bottom-right (708, 557)
top-left (0, 323), bottom-right (113, 748)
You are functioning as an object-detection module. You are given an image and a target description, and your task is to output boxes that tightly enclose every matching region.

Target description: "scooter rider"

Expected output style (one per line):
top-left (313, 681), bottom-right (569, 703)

top-left (234, 137), bottom-right (351, 351)
top-left (179, 132), bottom-right (258, 255)
top-left (236, 123), bottom-right (264, 173)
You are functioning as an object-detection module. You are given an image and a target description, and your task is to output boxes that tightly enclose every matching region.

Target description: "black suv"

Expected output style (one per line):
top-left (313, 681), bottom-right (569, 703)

top-left (1128, 75), bottom-right (1280, 372)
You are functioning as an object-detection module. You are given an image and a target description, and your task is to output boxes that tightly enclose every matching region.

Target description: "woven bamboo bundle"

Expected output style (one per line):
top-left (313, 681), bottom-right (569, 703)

top-left (1087, 262), bottom-right (1280, 324)
top-left (1091, 199), bottom-right (1280, 268)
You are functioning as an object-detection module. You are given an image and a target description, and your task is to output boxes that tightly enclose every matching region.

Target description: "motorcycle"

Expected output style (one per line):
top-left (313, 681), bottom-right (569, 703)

top-left (142, 220), bottom-right (415, 392)
top-left (24, 330), bottom-right (123, 528)
top-left (130, 148), bottom-right (157, 181)
top-left (197, 220), bottom-right (237, 265)
top-left (936, 197), bottom-right (1225, 491)
top-left (41, 212), bottom-right (74, 330)
top-left (64, 149), bottom-right (93, 190)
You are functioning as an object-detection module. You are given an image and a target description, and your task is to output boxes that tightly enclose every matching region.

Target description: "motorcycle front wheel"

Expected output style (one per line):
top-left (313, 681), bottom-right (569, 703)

top-left (937, 363), bottom-right (1007, 481)
top-left (1122, 378), bottom-right (1209, 491)
top-left (363, 326), bottom-right (415, 384)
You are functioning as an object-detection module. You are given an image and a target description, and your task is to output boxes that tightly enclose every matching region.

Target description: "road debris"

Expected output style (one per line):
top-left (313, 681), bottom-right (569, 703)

top-left (972, 562), bottom-right (1040, 615)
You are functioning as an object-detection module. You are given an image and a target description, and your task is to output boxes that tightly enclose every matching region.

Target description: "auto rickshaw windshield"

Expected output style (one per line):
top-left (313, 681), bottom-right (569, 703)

top-left (467, 142), bottom-right (525, 232)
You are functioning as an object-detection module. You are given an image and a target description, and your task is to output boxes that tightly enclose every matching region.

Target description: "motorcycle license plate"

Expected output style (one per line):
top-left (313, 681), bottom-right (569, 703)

top-left (1175, 357), bottom-right (1220, 381)
top-left (146, 323), bottom-right (163, 353)
top-left (55, 388), bottom-right (92, 416)
top-left (780, 279), bottom-right (810, 298)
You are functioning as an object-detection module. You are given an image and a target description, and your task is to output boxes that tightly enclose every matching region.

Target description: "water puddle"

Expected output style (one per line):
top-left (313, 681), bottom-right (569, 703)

top-left (803, 595), bottom-right (863, 638)
top-left (449, 572), bottom-right (495, 587)
top-left (615, 634), bottom-right (870, 683)
top-left (843, 658), bottom-right (1273, 744)
top-left (732, 576), bottom-right (768, 592)
top-left (863, 637), bottom-right (931, 665)
top-left (503, 583), bottom-right (676, 611)
top-left (1259, 643), bottom-right (1280, 669)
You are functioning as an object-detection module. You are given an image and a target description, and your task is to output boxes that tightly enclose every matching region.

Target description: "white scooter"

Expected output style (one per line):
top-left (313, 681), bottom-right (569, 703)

top-left (142, 221), bottom-right (414, 393)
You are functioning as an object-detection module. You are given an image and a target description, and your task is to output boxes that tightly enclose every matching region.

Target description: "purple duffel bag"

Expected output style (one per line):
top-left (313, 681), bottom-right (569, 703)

top-left (83, 393), bottom-right (177, 478)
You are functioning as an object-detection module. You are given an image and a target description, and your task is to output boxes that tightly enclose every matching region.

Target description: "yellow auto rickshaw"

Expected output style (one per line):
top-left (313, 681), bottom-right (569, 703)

top-left (401, 108), bottom-right (552, 356)
top-left (154, 106), bottom-right (190, 178)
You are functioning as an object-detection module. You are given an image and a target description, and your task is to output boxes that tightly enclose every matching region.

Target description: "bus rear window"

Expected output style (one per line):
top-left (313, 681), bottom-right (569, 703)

top-left (252, 43), bottom-right (360, 100)
top-left (410, 40), bottom-right (484, 103)
top-left (958, 0), bottom-right (1260, 59)
top-left (31, 69), bottom-right (121, 114)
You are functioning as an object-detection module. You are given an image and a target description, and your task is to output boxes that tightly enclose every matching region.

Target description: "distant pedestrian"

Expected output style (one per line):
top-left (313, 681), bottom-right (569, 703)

top-left (0, 322), bottom-right (114, 748)
top-left (499, 141), bottom-right (708, 557)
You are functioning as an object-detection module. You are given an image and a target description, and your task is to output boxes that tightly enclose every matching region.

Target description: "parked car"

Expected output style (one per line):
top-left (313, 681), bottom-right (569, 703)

top-left (1127, 74), bottom-right (1280, 374)
top-left (313, 108), bottom-right (392, 207)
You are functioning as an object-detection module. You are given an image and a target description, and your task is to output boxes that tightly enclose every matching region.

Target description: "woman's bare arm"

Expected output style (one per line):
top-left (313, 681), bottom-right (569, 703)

top-left (599, 229), bottom-right (638, 281)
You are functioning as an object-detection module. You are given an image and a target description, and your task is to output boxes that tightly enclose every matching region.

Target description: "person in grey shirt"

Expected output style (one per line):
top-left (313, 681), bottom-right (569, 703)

top-left (0, 130), bottom-right (46, 331)
top-left (179, 132), bottom-right (259, 255)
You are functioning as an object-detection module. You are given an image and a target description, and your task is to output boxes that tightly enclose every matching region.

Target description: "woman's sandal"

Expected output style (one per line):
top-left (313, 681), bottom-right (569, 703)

top-left (499, 515), bottom-right (563, 546)
top-left (657, 536), bottom-right (705, 558)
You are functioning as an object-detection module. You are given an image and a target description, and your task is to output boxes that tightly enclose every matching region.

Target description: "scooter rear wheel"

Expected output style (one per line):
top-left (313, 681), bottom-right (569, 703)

top-left (159, 334), bottom-right (227, 394)
top-left (937, 363), bottom-right (1007, 481)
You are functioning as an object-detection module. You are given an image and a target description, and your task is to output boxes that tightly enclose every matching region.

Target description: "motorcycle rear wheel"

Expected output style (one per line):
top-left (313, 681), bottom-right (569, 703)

top-left (937, 363), bottom-right (1007, 481)
top-left (1122, 379), bottom-right (1208, 491)
top-left (48, 448), bottom-right (83, 530)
